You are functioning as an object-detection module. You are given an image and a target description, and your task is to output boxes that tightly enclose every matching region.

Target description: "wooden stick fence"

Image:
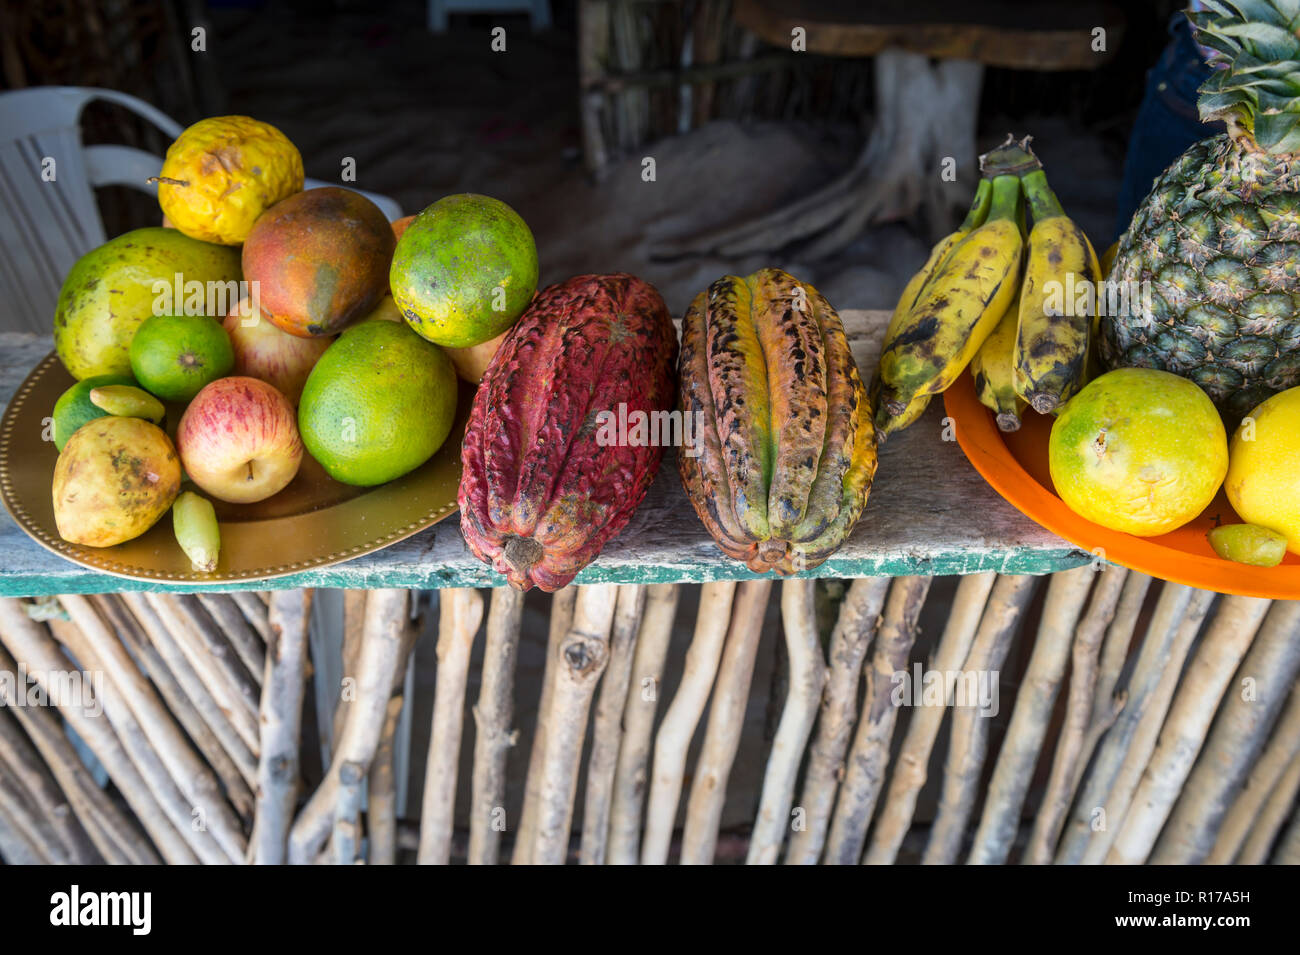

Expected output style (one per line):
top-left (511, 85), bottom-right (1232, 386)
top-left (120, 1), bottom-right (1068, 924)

top-left (1, 570), bottom-right (1299, 865)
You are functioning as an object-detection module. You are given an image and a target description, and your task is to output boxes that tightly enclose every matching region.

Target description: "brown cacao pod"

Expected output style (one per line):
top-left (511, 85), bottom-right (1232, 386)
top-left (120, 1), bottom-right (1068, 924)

top-left (458, 273), bottom-right (677, 591)
top-left (678, 268), bottom-right (877, 573)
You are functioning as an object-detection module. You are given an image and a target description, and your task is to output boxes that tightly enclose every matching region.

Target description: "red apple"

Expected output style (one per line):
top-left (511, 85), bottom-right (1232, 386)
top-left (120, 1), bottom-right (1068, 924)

top-left (177, 377), bottom-right (304, 503)
top-left (223, 298), bottom-right (333, 404)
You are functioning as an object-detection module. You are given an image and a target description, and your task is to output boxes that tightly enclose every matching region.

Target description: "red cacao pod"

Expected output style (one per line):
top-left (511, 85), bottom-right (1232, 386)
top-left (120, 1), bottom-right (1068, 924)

top-left (458, 273), bottom-right (677, 591)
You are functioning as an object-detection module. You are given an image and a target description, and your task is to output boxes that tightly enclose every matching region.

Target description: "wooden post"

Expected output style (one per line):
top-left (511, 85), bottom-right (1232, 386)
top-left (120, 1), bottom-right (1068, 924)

top-left (251, 589), bottom-right (313, 865)
top-left (468, 586), bottom-right (524, 865)
top-left (1152, 599), bottom-right (1300, 864)
top-left (823, 575), bottom-right (931, 865)
top-left (787, 576), bottom-right (892, 865)
top-left (1022, 566), bottom-right (1127, 864)
top-left (863, 572), bottom-right (995, 865)
top-left (532, 584), bottom-right (619, 864)
top-left (418, 587), bottom-right (485, 865)
top-left (922, 574), bottom-right (1037, 865)
top-left (641, 581), bottom-right (737, 864)
top-left (680, 579), bottom-right (773, 864)
top-left (748, 579), bottom-right (829, 864)
top-left (581, 584), bottom-right (649, 864)
top-left (289, 588), bottom-right (411, 864)
top-left (1104, 595), bottom-right (1270, 864)
top-left (607, 583), bottom-right (680, 864)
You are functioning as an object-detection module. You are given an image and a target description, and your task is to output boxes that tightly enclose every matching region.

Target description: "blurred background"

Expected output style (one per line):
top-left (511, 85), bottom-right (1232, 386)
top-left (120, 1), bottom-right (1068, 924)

top-left (2, 0), bottom-right (1179, 321)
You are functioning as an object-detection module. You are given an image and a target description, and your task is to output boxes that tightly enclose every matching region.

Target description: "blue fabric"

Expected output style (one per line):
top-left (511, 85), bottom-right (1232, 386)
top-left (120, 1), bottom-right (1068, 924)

top-left (1113, 13), bottom-right (1219, 241)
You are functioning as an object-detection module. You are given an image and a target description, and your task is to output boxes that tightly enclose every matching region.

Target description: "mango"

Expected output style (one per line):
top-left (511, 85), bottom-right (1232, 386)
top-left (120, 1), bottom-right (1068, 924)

top-left (53, 228), bottom-right (242, 380)
top-left (242, 187), bottom-right (394, 338)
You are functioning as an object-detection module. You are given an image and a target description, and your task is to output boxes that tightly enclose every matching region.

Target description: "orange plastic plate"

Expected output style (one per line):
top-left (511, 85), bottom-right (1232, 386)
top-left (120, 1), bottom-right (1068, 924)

top-left (944, 368), bottom-right (1300, 599)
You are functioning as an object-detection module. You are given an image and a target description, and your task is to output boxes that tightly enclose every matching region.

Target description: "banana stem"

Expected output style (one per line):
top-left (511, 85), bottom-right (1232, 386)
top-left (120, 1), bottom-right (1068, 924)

top-left (1020, 168), bottom-right (1066, 223)
top-left (958, 178), bottom-right (993, 232)
top-left (986, 175), bottom-right (1021, 224)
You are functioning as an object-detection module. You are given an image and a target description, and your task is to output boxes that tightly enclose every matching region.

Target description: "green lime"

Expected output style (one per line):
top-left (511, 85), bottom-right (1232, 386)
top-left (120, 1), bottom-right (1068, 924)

top-left (389, 194), bottom-right (538, 348)
top-left (298, 320), bottom-right (458, 486)
top-left (52, 374), bottom-right (136, 451)
top-left (129, 314), bottom-right (234, 402)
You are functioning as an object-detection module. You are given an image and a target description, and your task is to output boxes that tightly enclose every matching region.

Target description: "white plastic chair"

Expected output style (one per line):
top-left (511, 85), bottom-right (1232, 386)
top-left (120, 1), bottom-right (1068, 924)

top-left (0, 86), bottom-right (403, 334)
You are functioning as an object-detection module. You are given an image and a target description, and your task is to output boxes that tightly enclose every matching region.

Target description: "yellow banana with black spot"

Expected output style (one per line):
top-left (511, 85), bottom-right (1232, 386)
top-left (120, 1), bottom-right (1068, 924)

top-left (877, 174), bottom-right (1024, 415)
top-left (970, 293), bottom-right (1026, 432)
top-left (884, 178), bottom-right (994, 343)
top-left (870, 374), bottom-right (930, 442)
top-left (1013, 168), bottom-right (1098, 414)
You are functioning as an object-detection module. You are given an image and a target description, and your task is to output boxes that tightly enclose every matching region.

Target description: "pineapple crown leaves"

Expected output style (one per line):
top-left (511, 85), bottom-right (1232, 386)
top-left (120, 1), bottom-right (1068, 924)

top-left (1191, 0), bottom-right (1300, 153)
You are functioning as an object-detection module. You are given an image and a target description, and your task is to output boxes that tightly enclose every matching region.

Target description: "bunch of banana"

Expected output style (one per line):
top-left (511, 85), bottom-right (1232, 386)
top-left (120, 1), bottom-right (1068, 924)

top-left (1011, 167), bottom-right (1100, 414)
top-left (875, 172), bottom-right (1024, 423)
top-left (871, 179), bottom-right (994, 441)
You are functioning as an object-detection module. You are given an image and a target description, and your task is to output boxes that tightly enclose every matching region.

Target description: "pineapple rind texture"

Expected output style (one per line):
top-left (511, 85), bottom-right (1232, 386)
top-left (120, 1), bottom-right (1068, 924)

top-left (1102, 134), bottom-right (1300, 422)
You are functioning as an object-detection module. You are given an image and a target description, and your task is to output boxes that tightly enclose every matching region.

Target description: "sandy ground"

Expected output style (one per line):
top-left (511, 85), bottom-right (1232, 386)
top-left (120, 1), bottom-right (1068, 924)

top-left (205, 2), bottom-right (1125, 846)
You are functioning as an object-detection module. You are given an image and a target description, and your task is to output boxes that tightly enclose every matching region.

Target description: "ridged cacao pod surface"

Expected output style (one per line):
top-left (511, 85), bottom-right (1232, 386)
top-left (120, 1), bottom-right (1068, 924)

top-left (678, 268), bottom-right (877, 573)
top-left (459, 273), bottom-right (677, 591)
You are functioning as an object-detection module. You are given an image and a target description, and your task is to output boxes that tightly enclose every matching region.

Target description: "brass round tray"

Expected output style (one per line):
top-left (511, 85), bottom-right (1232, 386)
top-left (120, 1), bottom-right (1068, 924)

top-left (0, 352), bottom-right (471, 584)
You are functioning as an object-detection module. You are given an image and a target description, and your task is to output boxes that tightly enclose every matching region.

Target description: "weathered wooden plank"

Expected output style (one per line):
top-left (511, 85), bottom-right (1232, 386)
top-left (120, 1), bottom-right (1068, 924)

top-left (0, 317), bottom-right (1085, 596)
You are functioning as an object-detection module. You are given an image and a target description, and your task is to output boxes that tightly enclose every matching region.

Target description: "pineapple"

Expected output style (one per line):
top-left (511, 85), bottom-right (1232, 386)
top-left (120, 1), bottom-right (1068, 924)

top-left (1102, 0), bottom-right (1300, 422)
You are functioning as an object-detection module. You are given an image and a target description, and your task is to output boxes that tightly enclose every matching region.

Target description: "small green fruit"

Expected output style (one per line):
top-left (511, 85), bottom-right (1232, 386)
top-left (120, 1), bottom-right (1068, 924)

top-left (51, 374), bottom-right (135, 451)
top-left (130, 314), bottom-right (234, 402)
top-left (89, 385), bottom-right (166, 424)
top-left (172, 491), bottom-right (220, 572)
top-left (1207, 524), bottom-right (1287, 568)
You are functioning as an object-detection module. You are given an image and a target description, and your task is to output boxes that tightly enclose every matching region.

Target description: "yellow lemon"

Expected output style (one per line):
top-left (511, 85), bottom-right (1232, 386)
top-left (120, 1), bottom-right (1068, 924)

top-left (1226, 386), bottom-right (1300, 555)
top-left (156, 116), bottom-right (303, 245)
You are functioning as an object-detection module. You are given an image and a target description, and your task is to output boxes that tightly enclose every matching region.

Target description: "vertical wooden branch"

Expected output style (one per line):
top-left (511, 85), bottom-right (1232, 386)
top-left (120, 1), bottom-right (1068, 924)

top-left (863, 572), bottom-right (996, 865)
top-left (747, 578), bottom-right (829, 864)
top-left (58, 594), bottom-right (246, 863)
top-left (144, 593), bottom-right (260, 754)
top-left (514, 586), bottom-right (577, 864)
top-left (0, 630), bottom-right (159, 865)
top-left (368, 592), bottom-right (420, 865)
top-left (786, 576), bottom-right (892, 865)
top-left (1207, 684), bottom-right (1300, 864)
top-left (195, 593), bottom-right (266, 683)
top-left (91, 593), bottom-right (254, 818)
top-left (1079, 588), bottom-right (1217, 864)
top-left (822, 575), bottom-right (932, 865)
top-left (1275, 801), bottom-right (1300, 864)
top-left (332, 590), bottom-right (369, 752)
top-left (468, 586), bottom-right (524, 865)
top-left (0, 708), bottom-right (98, 863)
top-left (332, 760), bottom-right (366, 865)
top-left (1152, 600), bottom-right (1300, 864)
top-left (1103, 595), bottom-right (1268, 864)
top-left (679, 579), bottom-right (773, 864)
top-left (1239, 750), bottom-right (1300, 865)
top-left (1022, 565), bottom-right (1128, 864)
top-left (969, 566), bottom-right (1094, 864)
top-left (1055, 582), bottom-right (1196, 864)
top-left (922, 574), bottom-right (1037, 865)
top-left (119, 592), bottom-right (258, 789)
top-left (289, 588), bottom-right (411, 864)
top-left (418, 587), bottom-right (485, 865)
top-left (251, 588), bottom-right (313, 865)
top-left (532, 584), bottom-right (619, 865)
top-left (607, 583), bottom-right (680, 864)
top-left (641, 581), bottom-right (736, 864)
top-left (231, 590), bottom-right (274, 644)
top-left (580, 584), bottom-right (648, 865)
